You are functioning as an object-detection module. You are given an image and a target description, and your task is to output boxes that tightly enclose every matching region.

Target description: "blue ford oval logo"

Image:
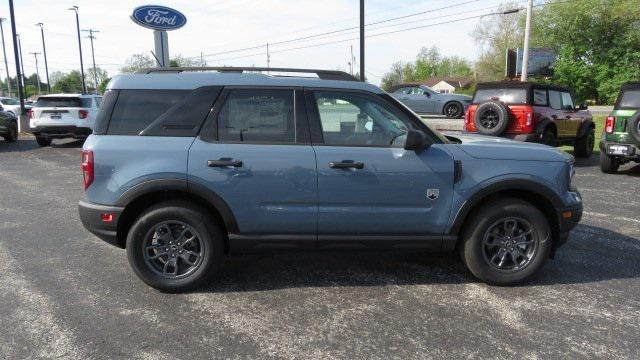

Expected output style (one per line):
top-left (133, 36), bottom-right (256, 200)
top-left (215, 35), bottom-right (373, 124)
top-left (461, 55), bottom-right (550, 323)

top-left (131, 5), bottom-right (187, 31)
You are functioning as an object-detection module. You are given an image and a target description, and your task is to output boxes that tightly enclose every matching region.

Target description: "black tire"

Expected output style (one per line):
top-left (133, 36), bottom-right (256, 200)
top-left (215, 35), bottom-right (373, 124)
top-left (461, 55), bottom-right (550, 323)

top-left (627, 112), bottom-right (640, 146)
top-left (126, 201), bottom-right (224, 292)
top-left (3, 121), bottom-right (17, 142)
top-left (599, 151), bottom-right (619, 174)
top-left (573, 128), bottom-right (595, 158)
top-left (459, 198), bottom-right (552, 286)
top-left (473, 101), bottom-right (510, 136)
top-left (443, 102), bottom-right (464, 119)
top-left (541, 129), bottom-right (556, 147)
top-left (35, 136), bottom-right (52, 147)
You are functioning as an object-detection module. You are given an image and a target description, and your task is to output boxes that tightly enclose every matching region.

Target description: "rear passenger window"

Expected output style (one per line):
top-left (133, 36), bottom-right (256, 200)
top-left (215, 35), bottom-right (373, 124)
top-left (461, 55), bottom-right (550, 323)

top-left (533, 89), bottom-right (547, 106)
top-left (217, 89), bottom-right (295, 143)
top-left (107, 90), bottom-right (188, 135)
top-left (549, 90), bottom-right (562, 110)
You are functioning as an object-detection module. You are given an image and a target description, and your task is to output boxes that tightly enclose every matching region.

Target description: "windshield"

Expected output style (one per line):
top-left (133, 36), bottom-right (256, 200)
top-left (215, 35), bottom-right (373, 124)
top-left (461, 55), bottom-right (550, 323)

top-left (474, 88), bottom-right (527, 104)
top-left (35, 97), bottom-right (90, 108)
top-left (1, 98), bottom-right (19, 105)
top-left (618, 90), bottom-right (640, 109)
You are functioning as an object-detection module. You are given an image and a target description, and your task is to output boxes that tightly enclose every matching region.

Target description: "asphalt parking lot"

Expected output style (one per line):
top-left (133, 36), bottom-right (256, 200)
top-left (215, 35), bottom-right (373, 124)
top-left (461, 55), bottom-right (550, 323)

top-left (1, 136), bottom-right (639, 359)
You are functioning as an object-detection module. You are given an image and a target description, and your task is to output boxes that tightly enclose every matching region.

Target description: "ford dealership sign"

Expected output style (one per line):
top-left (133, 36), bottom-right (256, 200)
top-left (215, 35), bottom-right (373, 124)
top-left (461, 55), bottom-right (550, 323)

top-left (131, 5), bottom-right (187, 31)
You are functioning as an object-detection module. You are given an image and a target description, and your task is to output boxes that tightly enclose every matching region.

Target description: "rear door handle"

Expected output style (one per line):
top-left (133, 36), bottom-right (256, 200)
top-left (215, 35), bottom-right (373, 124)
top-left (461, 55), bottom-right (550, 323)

top-left (208, 158), bottom-right (243, 168)
top-left (329, 161), bottom-right (364, 169)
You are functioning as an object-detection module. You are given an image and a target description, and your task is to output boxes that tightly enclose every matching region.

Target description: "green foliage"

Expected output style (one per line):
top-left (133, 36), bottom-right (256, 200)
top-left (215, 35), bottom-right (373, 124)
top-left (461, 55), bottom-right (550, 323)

top-left (531, 0), bottom-right (640, 103)
top-left (380, 46), bottom-right (473, 91)
top-left (120, 53), bottom-right (155, 73)
top-left (98, 77), bottom-right (111, 95)
top-left (51, 71), bottom-right (83, 94)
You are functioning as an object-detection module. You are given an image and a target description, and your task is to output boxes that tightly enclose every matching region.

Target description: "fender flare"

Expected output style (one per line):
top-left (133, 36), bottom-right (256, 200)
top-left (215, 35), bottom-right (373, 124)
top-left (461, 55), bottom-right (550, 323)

top-left (115, 178), bottom-right (239, 233)
top-left (448, 178), bottom-right (564, 236)
top-left (535, 118), bottom-right (556, 135)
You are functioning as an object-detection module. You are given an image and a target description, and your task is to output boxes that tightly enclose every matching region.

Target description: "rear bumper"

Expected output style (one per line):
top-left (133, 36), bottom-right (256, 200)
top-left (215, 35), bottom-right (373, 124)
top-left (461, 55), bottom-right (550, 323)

top-left (599, 140), bottom-right (640, 160)
top-left (78, 200), bottom-right (124, 248)
top-left (31, 125), bottom-right (92, 138)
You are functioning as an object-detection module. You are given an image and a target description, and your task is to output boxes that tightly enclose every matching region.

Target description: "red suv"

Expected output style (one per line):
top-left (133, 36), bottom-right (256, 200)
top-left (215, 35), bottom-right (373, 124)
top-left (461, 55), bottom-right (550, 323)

top-left (465, 82), bottom-right (595, 158)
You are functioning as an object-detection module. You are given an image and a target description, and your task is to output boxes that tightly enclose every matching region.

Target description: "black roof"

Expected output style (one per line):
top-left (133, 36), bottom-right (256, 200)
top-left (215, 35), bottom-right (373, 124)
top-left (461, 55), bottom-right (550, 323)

top-left (476, 81), bottom-right (569, 92)
top-left (620, 82), bottom-right (640, 91)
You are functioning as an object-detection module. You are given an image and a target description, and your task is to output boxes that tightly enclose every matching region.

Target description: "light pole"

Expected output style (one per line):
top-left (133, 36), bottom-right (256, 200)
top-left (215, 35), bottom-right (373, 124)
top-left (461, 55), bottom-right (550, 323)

top-left (81, 29), bottom-right (99, 93)
top-left (35, 23), bottom-right (50, 93)
top-left (359, 0), bottom-right (364, 81)
top-left (521, 0), bottom-right (533, 82)
top-left (8, 0), bottom-right (25, 127)
top-left (0, 18), bottom-right (12, 97)
top-left (16, 34), bottom-right (25, 89)
top-left (69, 6), bottom-right (87, 93)
top-left (29, 52), bottom-right (41, 95)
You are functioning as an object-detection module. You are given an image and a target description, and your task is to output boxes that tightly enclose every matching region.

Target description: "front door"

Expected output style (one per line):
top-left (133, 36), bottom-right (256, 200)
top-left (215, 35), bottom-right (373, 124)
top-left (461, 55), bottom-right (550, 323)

top-left (188, 88), bottom-right (317, 240)
top-left (307, 89), bottom-right (454, 244)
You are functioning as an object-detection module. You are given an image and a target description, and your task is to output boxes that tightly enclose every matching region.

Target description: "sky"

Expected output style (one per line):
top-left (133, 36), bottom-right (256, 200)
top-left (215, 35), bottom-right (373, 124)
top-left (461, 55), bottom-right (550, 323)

top-left (1, 0), bottom-right (521, 86)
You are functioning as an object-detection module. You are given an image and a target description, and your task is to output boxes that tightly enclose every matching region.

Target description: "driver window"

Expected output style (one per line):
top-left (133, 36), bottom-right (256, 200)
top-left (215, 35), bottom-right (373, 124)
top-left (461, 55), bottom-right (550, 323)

top-left (408, 87), bottom-right (425, 95)
top-left (314, 91), bottom-right (411, 147)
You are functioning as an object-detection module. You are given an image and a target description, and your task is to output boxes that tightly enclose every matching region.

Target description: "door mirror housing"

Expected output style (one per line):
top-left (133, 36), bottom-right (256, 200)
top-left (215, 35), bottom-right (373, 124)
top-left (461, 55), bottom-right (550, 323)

top-left (404, 129), bottom-right (430, 151)
top-left (577, 102), bottom-right (588, 110)
top-left (424, 92), bottom-right (431, 98)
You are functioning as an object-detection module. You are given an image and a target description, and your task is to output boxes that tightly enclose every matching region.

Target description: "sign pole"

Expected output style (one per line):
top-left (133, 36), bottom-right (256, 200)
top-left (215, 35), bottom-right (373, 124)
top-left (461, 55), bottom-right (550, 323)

top-left (521, 0), bottom-right (533, 82)
top-left (154, 30), bottom-right (169, 67)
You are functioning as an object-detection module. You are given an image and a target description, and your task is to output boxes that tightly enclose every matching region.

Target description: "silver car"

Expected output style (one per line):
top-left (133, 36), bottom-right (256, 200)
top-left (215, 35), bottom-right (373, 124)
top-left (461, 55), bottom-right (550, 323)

top-left (390, 84), bottom-right (472, 118)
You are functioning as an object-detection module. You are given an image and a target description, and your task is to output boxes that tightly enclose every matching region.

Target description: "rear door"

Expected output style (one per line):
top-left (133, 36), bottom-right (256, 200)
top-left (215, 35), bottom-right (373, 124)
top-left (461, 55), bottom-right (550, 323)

top-left (307, 89), bottom-right (454, 246)
top-left (188, 88), bottom-right (318, 244)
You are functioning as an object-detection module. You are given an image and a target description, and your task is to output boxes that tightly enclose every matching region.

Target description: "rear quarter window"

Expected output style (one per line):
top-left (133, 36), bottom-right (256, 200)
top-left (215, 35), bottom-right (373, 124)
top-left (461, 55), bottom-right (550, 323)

top-left (473, 89), bottom-right (527, 104)
top-left (617, 90), bottom-right (640, 109)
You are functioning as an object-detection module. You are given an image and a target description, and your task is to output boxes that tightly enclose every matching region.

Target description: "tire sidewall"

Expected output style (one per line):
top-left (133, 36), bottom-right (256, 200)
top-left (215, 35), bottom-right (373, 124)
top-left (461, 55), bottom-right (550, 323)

top-left (461, 199), bottom-right (552, 285)
top-left (541, 129), bottom-right (556, 147)
top-left (574, 129), bottom-right (594, 157)
top-left (126, 202), bottom-right (223, 292)
top-left (599, 151), bottom-right (619, 173)
top-left (473, 101), bottom-right (510, 136)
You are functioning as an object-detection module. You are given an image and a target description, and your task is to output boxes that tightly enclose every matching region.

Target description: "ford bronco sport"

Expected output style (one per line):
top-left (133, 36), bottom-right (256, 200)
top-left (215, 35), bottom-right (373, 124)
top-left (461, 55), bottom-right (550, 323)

top-left (599, 82), bottom-right (640, 173)
top-left (78, 67), bottom-right (583, 292)
top-left (465, 82), bottom-right (595, 158)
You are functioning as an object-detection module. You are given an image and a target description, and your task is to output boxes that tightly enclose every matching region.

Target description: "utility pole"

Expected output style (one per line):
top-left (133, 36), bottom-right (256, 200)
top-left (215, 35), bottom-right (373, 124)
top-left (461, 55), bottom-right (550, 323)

top-left (8, 0), bottom-right (25, 129)
top-left (82, 28), bottom-right (99, 93)
top-left (69, 6), bottom-right (87, 94)
top-left (359, 0), bottom-right (365, 81)
top-left (266, 43), bottom-right (270, 69)
top-left (35, 23), bottom-right (50, 93)
top-left (521, 0), bottom-right (533, 82)
top-left (0, 19), bottom-right (12, 97)
top-left (16, 34), bottom-right (25, 89)
top-left (200, 52), bottom-right (204, 67)
top-left (29, 52), bottom-right (41, 95)
top-left (349, 44), bottom-right (355, 76)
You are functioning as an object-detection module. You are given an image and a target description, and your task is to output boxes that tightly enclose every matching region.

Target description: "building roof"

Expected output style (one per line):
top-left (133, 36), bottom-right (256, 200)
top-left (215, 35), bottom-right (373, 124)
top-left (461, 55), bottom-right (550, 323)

top-left (108, 71), bottom-right (384, 94)
top-left (423, 77), bottom-right (474, 88)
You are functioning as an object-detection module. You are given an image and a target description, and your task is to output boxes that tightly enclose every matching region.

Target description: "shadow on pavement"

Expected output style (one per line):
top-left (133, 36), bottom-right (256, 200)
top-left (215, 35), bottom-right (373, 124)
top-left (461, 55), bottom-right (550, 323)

top-left (195, 224), bottom-right (639, 293)
top-left (0, 137), bottom-right (84, 153)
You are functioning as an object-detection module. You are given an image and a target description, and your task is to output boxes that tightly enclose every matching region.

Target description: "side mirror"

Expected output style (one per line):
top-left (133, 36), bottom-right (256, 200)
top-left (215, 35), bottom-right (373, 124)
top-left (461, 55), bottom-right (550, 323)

top-left (404, 129), bottom-right (429, 151)
top-left (578, 103), bottom-right (588, 110)
top-left (424, 92), bottom-right (431, 98)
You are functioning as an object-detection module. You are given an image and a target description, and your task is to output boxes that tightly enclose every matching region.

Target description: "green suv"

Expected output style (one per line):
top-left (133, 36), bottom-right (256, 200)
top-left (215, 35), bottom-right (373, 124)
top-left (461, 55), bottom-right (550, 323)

top-left (600, 82), bottom-right (640, 173)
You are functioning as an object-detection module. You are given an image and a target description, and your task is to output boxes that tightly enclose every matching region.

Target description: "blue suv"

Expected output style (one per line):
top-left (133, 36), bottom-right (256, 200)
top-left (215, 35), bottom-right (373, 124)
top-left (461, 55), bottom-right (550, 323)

top-left (78, 67), bottom-right (582, 292)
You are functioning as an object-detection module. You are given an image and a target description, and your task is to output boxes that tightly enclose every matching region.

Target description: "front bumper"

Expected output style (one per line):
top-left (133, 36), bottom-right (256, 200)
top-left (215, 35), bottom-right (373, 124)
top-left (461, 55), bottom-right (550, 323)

top-left (31, 125), bottom-right (92, 139)
top-left (554, 192), bottom-right (583, 248)
top-left (78, 200), bottom-right (124, 248)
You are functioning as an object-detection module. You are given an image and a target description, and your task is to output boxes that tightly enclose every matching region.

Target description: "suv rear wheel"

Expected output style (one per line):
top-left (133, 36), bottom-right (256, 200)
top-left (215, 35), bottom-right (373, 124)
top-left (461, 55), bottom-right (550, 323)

top-left (126, 201), bottom-right (224, 292)
top-left (460, 198), bottom-right (552, 285)
top-left (35, 135), bottom-right (52, 147)
top-left (444, 102), bottom-right (464, 119)
top-left (599, 151), bottom-right (619, 174)
top-left (3, 121), bottom-right (17, 142)
top-left (573, 128), bottom-right (595, 158)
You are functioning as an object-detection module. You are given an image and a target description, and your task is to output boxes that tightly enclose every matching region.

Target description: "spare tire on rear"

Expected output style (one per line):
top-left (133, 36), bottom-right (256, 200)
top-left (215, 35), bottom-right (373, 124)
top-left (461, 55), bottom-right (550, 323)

top-left (627, 111), bottom-right (640, 147)
top-left (474, 100), bottom-right (510, 136)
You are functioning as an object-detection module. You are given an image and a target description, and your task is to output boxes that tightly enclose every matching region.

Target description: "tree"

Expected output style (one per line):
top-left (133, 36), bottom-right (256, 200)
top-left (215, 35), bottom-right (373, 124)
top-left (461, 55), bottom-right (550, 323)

top-left (120, 53), bottom-right (155, 73)
top-left (98, 77), bottom-right (111, 94)
top-left (87, 67), bottom-right (109, 93)
top-left (169, 54), bottom-right (201, 67)
top-left (51, 71), bottom-right (83, 94)
top-left (471, 2), bottom-right (522, 81)
top-left (531, 0), bottom-right (640, 103)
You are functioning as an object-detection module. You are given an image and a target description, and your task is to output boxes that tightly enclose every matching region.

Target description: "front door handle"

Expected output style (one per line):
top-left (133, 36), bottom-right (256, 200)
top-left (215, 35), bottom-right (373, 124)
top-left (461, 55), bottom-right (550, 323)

top-left (329, 160), bottom-right (364, 169)
top-left (208, 158), bottom-right (243, 168)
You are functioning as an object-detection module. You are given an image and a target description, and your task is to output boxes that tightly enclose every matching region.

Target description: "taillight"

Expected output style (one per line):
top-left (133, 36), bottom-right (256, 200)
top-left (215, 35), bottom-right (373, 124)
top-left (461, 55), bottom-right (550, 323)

top-left (81, 150), bottom-right (94, 190)
top-left (525, 111), bottom-right (533, 127)
top-left (27, 109), bottom-right (34, 119)
top-left (605, 116), bottom-right (615, 133)
top-left (79, 110), bottom-right (88, 119)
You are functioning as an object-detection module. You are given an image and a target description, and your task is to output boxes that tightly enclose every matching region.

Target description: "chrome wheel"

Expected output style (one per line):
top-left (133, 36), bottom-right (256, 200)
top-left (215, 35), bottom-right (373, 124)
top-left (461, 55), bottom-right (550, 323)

top-left (481, 217), bottom-right (538, 272)
top-left (143, 221), bottom-right (204, 279)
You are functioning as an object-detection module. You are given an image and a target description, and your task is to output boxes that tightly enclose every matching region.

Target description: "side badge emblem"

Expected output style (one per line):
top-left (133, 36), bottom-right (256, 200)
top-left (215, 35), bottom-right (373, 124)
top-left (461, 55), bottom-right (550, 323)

top-left (427, 188), bottom-right (439, 200)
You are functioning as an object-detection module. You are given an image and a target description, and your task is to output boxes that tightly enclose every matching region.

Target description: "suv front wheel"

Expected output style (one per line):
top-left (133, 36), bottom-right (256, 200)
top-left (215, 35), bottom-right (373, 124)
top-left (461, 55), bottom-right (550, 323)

top-left (574, 128), bottom-right (595, 158)
top-left (599, 151), bottom-right (619, 174)
top-left (460, 198), bottom-right (552, 285)
top-left (126, 201), bottom-right (224, 292)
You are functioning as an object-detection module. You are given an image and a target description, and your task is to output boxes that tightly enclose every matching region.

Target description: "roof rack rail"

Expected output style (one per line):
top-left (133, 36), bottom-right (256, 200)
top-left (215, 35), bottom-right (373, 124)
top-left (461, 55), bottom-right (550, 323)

top-left (135, 67), bottom-right (358, 81)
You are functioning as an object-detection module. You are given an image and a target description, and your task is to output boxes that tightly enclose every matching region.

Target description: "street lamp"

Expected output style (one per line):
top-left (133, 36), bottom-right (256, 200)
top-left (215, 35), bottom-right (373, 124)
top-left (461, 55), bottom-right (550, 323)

top-left (68, 6), bottom-right (87, 93)
top-left (35, 23), bottom-right (50, 93)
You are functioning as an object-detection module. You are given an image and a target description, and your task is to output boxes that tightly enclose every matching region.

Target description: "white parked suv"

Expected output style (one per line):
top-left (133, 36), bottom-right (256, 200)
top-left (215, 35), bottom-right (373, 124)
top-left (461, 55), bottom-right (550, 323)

top-left (0, 97), bottom-right (29, 116)
top-left (29, 94), bottom-right (102, 147)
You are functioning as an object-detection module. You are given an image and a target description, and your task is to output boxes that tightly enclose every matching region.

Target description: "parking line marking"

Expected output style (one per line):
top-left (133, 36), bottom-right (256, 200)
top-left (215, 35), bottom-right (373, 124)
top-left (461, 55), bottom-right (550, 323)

top-left (583, 211), bottom-right (640, 225)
